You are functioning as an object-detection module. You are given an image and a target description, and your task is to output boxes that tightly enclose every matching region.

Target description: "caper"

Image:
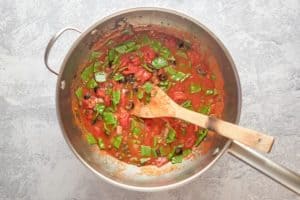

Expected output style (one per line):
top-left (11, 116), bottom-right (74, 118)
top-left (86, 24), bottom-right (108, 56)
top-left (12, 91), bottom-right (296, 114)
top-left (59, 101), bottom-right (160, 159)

top-left (91, 117), bottom-right (97, 125)
top-left (196, 67), bottom-right (207, 76)
top-left (118, 78), bottom-right (126, 84)
top-left (83, 94), bottom-right (91, 99)
top-left (97, 115), bottom-right (102, 121)
top-left (177, 39), bottom-right (191, 50)
top-left (125, 74), bottom-right (135, 83)
top-left (125, 101), bottom-right (135, 110)
top-left (133, 86), bottom-right (139, 93)
top-left (175, 146), bottom-right (183, 155)
top-left (158, 73), bottom-right (168, 81)
top-left (170, 60), bottom-right (176, 65)
top-left (94, 86), bottom-right (99, 93)
top-left (108, 61), bottom-right (113, 68)
top-left (155, 149), bottom-right (161, 157)
top-left (104, 130), bottom-right (111, 136)
top-left (177, 40), bottom-right (184, 48)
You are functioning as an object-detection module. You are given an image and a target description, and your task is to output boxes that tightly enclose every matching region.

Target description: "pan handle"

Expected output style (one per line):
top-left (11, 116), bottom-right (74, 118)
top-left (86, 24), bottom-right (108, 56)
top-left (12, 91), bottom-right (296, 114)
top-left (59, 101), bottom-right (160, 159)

top-left (44, 27), bottom-right (81, 75)
top-left (228, 141), bottom-right (300, 194)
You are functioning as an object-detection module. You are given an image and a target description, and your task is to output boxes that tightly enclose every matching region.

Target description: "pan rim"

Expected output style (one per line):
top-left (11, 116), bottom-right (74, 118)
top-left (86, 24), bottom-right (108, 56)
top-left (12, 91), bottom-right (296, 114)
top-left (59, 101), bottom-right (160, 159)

top-left (55, 7), bottom-right (242, 192)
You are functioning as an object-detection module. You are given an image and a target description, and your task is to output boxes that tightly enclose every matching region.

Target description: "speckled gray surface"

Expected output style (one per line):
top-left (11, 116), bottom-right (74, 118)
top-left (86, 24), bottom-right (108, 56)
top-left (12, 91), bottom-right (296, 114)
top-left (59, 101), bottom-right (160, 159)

top-left (0, 0), bottom-right (299, 199)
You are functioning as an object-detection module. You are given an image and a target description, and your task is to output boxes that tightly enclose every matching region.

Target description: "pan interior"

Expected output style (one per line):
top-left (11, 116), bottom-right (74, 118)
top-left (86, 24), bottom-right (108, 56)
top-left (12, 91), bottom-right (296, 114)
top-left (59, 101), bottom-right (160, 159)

top-left (56, 8), bottom-right (240, 190)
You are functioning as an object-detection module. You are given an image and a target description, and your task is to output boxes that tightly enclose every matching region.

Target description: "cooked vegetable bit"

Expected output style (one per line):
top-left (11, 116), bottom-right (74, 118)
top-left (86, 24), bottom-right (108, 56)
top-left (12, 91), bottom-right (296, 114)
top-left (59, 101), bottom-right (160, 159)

top-left (137, 89), bottom-right (144, 100)
top-left (150, 40), bottom-right (162, 52)
top-left (75, 87), bottom-right (83, 100)
top-left (181, 100), bottom-right (193, 110)
top-left (94, 104), bottom-right (105, 114)
top-left (140, 157), bottom-right (151, 164)
top-left (73, 28), bottom-right (225, 167)
top-left (86, 79), bottom-right (98, 89)
top-left (199, 105), bottom-right (211, 115)
top-left (86, 133), bottom-right (97, 145)
top-left (142, 63), bottom-right (153, 72)
top-left (103, 112), bottom-right (117, 125)
top-left (143, 82), bottom-right (153, 94)
top-left (112, 135), bottom-right (122, 149)
top-left (190, 83), bottom-right (201, 94)
top-left (131, 118), bottom-right (141, 136)
top-left (93, 61), bottom-right (102, 72)
top-left (205, 89), bottom-right (217, 96)
top-left (165, 66), bottom-right (190, 82)
top-left (166, 128), bottom-right (176, 143)
top-left (171, 155), bottom-right (183, 164)
top-left (141, 145), bottom-right (152, 157)
top-left (115, 41), bottom-right (137, 54)
top-left (182, 149), bottom-right (192, 157)
top-left (160, 47), bottom-right (171, 59)
top-left (112, 90), bottom-right (121, 106)
top-left (195, 129), bottom-right (208, 146)
top-left (108, 49), bottom-right (117, 63)
top-left (152, 57), bottom-right (168, 69)
top-left (113, 73), bottom-right (124, 81)
top-left (98, 138), bottom-right (105, 149)
top-left (94, 71), bottom-right (106, 82)
top-left (81, 64), bottom-right (94, 83)
top-left (89, 51), bottom-right (101, 61)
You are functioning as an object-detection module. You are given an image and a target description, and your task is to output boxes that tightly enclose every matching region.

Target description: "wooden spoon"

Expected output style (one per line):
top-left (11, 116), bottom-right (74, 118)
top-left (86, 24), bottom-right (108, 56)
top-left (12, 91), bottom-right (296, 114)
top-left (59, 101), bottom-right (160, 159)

top-left (131, 86), bottom-right (274, 153)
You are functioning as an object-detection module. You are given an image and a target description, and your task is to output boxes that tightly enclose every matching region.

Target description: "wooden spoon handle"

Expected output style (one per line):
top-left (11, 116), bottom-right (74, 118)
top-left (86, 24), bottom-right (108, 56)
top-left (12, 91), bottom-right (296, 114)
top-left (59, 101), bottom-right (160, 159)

top-left (175, 106), bottom-right (274, 153)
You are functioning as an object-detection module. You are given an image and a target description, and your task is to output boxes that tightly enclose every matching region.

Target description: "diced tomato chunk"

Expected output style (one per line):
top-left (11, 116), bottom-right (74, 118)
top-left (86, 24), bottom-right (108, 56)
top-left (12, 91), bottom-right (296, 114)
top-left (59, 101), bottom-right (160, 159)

top-left (202, 78), bottom-right (214, 89)
top-left (120, 55), bottom-right (130, 68)
top-left (120, 90), bottom-right (127, 107)
top-left (118, 109), bottom-right (130, 129)
top-left (85, 109), bottom-right (94, 120)
top-left (104, 95), bottom-right (111, 106)
top-left (131, 56), bottom-right (141, 66)
top-left (144, 119), bottom-right (163, 145)
top-left (155, 157), bottom-right (169, 167)
top-left (92, 122), bottom-right (104, 137)
top-left (135, 69), bottom-right (152, 83)
top-left (82, 96), bottom-right (97, 109)
top-left (122, 63), bottom-right (140, 75)
top-left (145, 119), bottom-right (163, 135)
top-left (129, 143), bottom-right (140, 157)
top-left (184, 124), bottom-right (196, 148)
top-left (164, 37), bottom-right (177, 49)
top-left (170, 91), bottom-right (188, 103)
top-left (187, 50), bottom-right (202, 66)
top-left (95, 88), bottom-right (105, 98)
top-left (141, 46), bottom-right (156, 63)
top-left (143, 131), bottom-right (153, 146)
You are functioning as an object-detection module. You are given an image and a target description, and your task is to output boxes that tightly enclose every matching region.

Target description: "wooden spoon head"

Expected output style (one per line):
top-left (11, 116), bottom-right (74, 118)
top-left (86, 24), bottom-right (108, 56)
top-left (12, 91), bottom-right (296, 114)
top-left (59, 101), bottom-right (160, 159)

top-left (131, 86), bottom-right (176, 118)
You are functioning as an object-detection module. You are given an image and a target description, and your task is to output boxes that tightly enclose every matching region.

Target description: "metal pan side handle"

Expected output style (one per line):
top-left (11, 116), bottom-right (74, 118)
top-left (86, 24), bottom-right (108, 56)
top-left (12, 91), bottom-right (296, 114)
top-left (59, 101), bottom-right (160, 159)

top-left (228, 141), bottom-right (300, 194)
top-left (44, 27), bottom-right (81, 75)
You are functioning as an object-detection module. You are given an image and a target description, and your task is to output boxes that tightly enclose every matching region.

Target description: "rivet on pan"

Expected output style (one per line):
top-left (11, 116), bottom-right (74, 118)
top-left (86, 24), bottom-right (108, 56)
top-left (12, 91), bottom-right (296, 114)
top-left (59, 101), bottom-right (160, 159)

top-left (212, 147), bottom-right (220, 156)
top-left (91, 29), bottom-right (98, 35)
top-left (60, 80), bottom-right (66, 90)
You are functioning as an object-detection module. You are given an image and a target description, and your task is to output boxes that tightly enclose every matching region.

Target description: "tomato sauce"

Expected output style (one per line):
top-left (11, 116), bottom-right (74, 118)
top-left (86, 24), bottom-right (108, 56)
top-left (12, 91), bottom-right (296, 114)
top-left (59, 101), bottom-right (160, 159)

top-left (72, 26), bottom-right (225, 167)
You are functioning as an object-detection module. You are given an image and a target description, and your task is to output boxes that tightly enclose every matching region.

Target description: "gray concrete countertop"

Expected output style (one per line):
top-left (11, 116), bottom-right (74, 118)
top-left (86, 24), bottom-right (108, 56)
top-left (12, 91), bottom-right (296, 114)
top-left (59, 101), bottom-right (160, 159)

top-left (0, 0), bottom-right (299, 199)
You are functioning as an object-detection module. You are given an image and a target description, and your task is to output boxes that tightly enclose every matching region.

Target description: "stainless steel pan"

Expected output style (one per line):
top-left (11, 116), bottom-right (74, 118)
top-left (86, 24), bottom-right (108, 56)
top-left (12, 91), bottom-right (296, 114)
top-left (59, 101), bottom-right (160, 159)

top-left (44, 8), bottom-right (300, 193)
